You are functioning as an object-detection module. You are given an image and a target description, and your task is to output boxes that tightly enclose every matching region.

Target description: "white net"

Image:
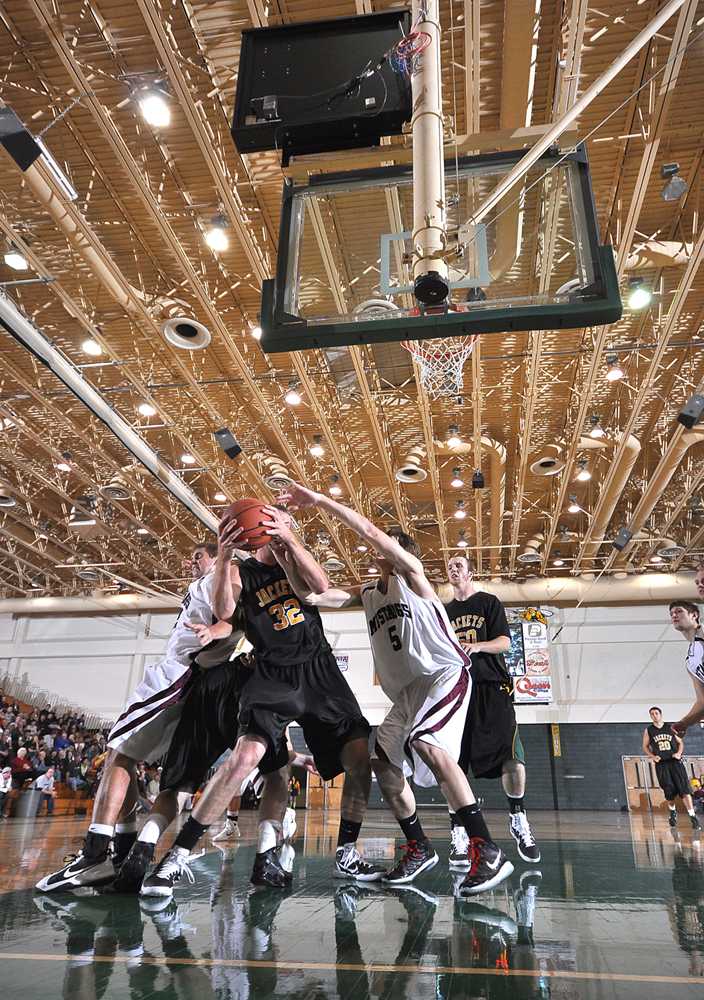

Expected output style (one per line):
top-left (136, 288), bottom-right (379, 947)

top-left (400, 335), bottom-right (478, 398)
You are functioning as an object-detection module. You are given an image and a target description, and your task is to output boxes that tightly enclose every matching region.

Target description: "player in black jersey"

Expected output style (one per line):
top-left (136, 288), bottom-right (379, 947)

top-left (444, 555), bottom-right (540, 865)
top-left (147, 504), bottom-right (381, 893)
top-left (643, 706), bottom-right (700, 830)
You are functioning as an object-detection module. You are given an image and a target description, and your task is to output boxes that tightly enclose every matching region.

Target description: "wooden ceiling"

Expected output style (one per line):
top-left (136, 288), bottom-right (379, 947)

top-left (1, 0), bottom-right (703, 598)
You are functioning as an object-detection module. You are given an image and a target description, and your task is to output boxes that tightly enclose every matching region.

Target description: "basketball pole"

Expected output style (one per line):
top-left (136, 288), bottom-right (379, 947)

top-left (411, 0), bottom-right (450, 307)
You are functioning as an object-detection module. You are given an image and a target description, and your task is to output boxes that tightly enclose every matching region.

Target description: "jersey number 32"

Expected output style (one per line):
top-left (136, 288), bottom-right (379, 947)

top-left (270, 599), bottom-right (305, 631)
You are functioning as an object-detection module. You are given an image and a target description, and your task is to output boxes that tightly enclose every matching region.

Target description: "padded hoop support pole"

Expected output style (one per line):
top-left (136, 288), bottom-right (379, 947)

top-left (411, 0), bottom-right (449, 306)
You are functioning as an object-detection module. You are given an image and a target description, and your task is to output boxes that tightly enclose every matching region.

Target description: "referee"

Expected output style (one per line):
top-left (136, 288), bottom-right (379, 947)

top-left (643, 706), bottom-right (700, 830)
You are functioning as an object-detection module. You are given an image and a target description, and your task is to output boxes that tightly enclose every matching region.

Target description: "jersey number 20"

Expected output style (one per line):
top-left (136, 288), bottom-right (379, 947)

top-left (270, 599), bottom-right (305, 631)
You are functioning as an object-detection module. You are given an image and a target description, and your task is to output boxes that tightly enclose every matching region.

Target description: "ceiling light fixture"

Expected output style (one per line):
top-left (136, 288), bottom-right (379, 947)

top-left (329, 475), bottom-right (342, 497)
top-left (454, 501), bottom-right (466, 520)
top-left (451, 468), bottom-right (464, 488)
top-left (650, 555), bottom-right (663, 564)
top-left (309, 435), bottom-right (325, 458)
top-left (567, 495), bottom-right (580, 514)
top-left (136, 527), bottom-right (149, 535)
top-left (138, 402), bottom-right (157, 417)
top-left (605, 352), bottom-right (624, 382)
top-left (553, 556), bottom-right (564, 567)
top-left (56, 462), bottom-right (71, 473)
top-left (138, 91), bottom-right (171, 128)
top-left (575, 459), bottom-right (591, 482)
top-left (457, 529), bottom-right (468, 548)
top-left (368, 566), bottom-right (379, 575)
top-left (251, 325), bottom-right (262, 340)
top-left (204, 212), bottom-right (229, 252)
top-left (626, 277), bottom-right (653, 311)
top-left (661, 162), bottom-right (687, 202)
top-left (82, 338), bottom-right (102, 356)
top-left (214, 492), bottom-right (227, 502)
top-left (284, 381), bottom-right (302, 406)
top-left (180, 453), bottom-right (196, 465)
top-left (472, 469), bottom-right (485, 490)
top-left (588, 414), bottom-right (605, 438)
top-left (447, 425), bottom-right (462, 448)
top-left (356, 544), bottom-right (368, 553)
top-left (4, 249), bottom-right (29, 271)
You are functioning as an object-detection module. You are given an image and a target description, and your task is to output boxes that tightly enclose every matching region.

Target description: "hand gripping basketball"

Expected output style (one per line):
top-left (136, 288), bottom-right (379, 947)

top-left (222, 498), bottom-right (271, 551)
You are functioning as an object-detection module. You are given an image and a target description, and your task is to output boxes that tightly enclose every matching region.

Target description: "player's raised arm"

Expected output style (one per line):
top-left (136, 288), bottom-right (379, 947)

top-left (261, 505), bottom-right (330, 593)
top-left (279, 482), bottom-right (433, 598)
top-left (212, 515), bottom-right (244, 621)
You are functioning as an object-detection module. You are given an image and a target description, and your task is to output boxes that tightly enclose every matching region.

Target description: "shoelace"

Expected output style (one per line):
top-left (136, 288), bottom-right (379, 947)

top-left (513, 813), bottom-right (536, 846)
top-left (155, 852), bottom-right (195, 885)
top-left (468, 838), bottom-right (483, 875)
top-left (398, 840), bottom-right (424, 865)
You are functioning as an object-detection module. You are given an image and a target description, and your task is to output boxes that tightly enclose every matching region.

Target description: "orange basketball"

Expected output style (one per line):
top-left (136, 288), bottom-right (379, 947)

top-left (223, 498), bottom-right (271, 551)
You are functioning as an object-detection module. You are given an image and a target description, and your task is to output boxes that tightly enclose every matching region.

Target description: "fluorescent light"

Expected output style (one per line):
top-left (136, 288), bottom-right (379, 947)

top-left (181, 453), bottom-right (196, 465)
top-left (82, 338), bottom-right (102, 356)
top-left (139, 92), bottom-right (171, 128)
top-left (4, 250), bottom-right (28, 271)
top-left (205, 223), bottom-right (229, 252)
top-left (35, 136), bottom-right (78, 201)
top-left (214, 492), bottom-right (227, 502)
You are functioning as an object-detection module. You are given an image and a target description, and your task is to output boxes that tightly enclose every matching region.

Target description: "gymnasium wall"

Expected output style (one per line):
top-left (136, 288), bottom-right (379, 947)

top-left (0, 601), bottom-right (699, 810)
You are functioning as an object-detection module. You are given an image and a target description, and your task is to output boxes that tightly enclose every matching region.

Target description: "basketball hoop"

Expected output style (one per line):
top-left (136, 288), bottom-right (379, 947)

top-left (401, 335), bottom-right (478, 398)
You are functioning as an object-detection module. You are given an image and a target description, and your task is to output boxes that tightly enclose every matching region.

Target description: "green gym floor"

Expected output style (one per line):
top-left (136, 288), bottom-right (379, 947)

top-left (0, 809), bottom-right (702, 999)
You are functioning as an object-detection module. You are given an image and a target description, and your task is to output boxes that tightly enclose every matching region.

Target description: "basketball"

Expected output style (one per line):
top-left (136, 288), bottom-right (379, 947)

top-left (223, 498), bottom-right (271, 550)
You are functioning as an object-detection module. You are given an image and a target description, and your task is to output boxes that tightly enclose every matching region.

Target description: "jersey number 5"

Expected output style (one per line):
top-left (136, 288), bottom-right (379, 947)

top-left (270, 599), bottom-right (305, 631)
top-left (388, 624), bottom-right (402, 651)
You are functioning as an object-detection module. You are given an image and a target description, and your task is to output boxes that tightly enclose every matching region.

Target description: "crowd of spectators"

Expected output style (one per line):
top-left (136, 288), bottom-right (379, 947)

top-left (0, 690), bottom-right (110, 818)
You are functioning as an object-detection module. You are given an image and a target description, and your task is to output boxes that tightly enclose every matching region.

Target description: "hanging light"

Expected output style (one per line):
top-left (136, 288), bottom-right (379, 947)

top-left (3, 248), bottom-right (29, 271)
top-left (457, 529), bottom-right (468, 548)
top-left (356, 544), bottom-right (368, 553)
top-left (180, 453), bottom-right (196, 465)
top-left (575, 459), bottom-right (591, 482)
top-left (553, 556), bottom-right (565, 567)
top-left (650, 555), bottom-right (663, 564)
top-left (251, 325), bottom-right (262, 340)
top-left (137, 402), bottom-right (157, 417)
top-left (309, 435), bottom-right (325, 458)
top-left (284, 381), bottom-right (302, 406)
top-left (447, 425), bottom-right (462, 449)
top-left (138, 91), bottom-right (171, 128)
top-left (136, 527), bottom-right (149, 535)
top-left (588, 414), bottom-right (605, 438)
top-left (205, 213), bottom-right (229, 252)
top-left (214, 492), bottom-right (227, 502)
top-left (56, 462), bottom-right (72, 473)
top-left (605, 352), bottom-right (624, 382)
top-left (82, 338), bottom-right (102, 356)
top-left (450, 468), bottom-right (464, 488)
top-left (567, 495), bottom-right (580, 514)
top-left (661, 162), bottom-right (687, 202)
top-left (454, 501), bottom-right (466, 520)
top-left (329, 475), bottom-right (342, 497)
top-left (368, 566), bottom-right (379, 575)
top-left (626, 277), bottom-right (652, 311)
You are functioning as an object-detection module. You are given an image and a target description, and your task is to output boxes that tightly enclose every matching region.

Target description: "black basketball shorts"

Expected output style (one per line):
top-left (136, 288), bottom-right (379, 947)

top-left (238, 650), bottom-right (371, 781)
top-left (459, 681), bottom-right (525, 780)
top-left (159, 660), bottom-right (246, 793)
top-left (656, 758), bottom-right (691, 801)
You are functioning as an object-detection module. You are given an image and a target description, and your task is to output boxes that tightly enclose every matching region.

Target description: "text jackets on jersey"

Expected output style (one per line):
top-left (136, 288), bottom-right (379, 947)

top-left (647, 723), bottom-right (678, 760)
top-left (238, 558), bottom-right (330, 666)
top-left (361, 572), bottom-right (469, 702)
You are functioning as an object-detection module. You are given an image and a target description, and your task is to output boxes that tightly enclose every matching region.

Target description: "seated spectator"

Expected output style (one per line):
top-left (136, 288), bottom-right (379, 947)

top-left (34, 767), bottom-right (56, 816)
top-left (0, 766), bottom-right (11, 819)
top-left (53, 730), bottom-right (70, 751)
top-left (67, 758), bottom-right (90, 794)
top-left (10, 746), bottom-right (35, 788)
top-left (31, 749), bottom-right (49, 775)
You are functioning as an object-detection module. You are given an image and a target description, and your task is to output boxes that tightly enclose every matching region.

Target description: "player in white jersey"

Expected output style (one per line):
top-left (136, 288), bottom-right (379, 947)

top-left (278, 481), bottom-right (513, 895)
top-left (670, 600), bottom-right (704, 736)
top-left (36, 542), bottom-right (235, 892)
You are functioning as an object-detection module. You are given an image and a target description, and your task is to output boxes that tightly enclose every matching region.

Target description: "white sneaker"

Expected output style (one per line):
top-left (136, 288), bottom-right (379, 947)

top-left (140, 848), bottom-right (195, 898)
top-left (282, 807), bottom-right (297, 842)
top-left (334, 843), bottom-right (386, 882)
top-left (212, 818), bottom-right (240, 842)
top-left (509, 811), bottom-right (541, 863)
top-left (449, 825), bottom-right (470, 869)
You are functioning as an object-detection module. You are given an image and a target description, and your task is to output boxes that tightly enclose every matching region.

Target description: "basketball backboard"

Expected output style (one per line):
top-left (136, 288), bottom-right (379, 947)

top-left (260, 144), bottom-right (621, 354)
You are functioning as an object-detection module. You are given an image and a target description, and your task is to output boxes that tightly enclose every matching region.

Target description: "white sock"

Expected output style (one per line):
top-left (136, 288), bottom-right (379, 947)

top-left (687, 809), bottom-right (696, 817)
top-left (669, 806), bottom-right (676, 812)
top-left (138, 814), bottom-right (170, 845)
top-left (258, 819), bottom-right (281, 853)
top-left (89, 822), bottom-right (114, 838)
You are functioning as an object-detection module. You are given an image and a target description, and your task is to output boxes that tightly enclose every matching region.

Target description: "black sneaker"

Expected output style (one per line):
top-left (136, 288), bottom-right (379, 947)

top-left (106, 842), bottom-right (155, 894)
top-left (459, 838), bottom-right (514, 896)
top-left (140, 848), bottom-right (194, 898)
top-left (251, 847), bottom-right (292, 888)
top-left (669, 810), bottom-right (678, 827)
top-left (382, 840), bottom-right (439, 885)
top-left (35, 833), bottom-right (115, 892)
top-left (691, 814), bottom-right (702, 831)
top-left (509, 811), bottom-right (541, 863)
top-left (334, 843), bottom-right (386, 882)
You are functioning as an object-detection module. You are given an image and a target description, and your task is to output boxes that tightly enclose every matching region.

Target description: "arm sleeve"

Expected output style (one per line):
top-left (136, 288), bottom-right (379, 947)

top-left (486, 596), bottom-right (511, 639)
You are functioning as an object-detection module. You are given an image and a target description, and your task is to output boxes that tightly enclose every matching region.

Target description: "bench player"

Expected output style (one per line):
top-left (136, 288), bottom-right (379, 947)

top-left (278, 481), bottom-right (513, 895)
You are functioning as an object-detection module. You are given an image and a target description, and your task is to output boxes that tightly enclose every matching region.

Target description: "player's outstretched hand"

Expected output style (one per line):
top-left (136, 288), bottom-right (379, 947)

top-left (218, 514), bottom-right (244, 557)
top-left (278, 482), bottom-right (322, 510)
top-left (262, 505), bottom-right (296, 546)
top-left (185, 621), bottom-right (215, 646)
top-left (673, 721), bottom-right (687, 737)
top-left (291, 752), bottom-right (318, 775)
